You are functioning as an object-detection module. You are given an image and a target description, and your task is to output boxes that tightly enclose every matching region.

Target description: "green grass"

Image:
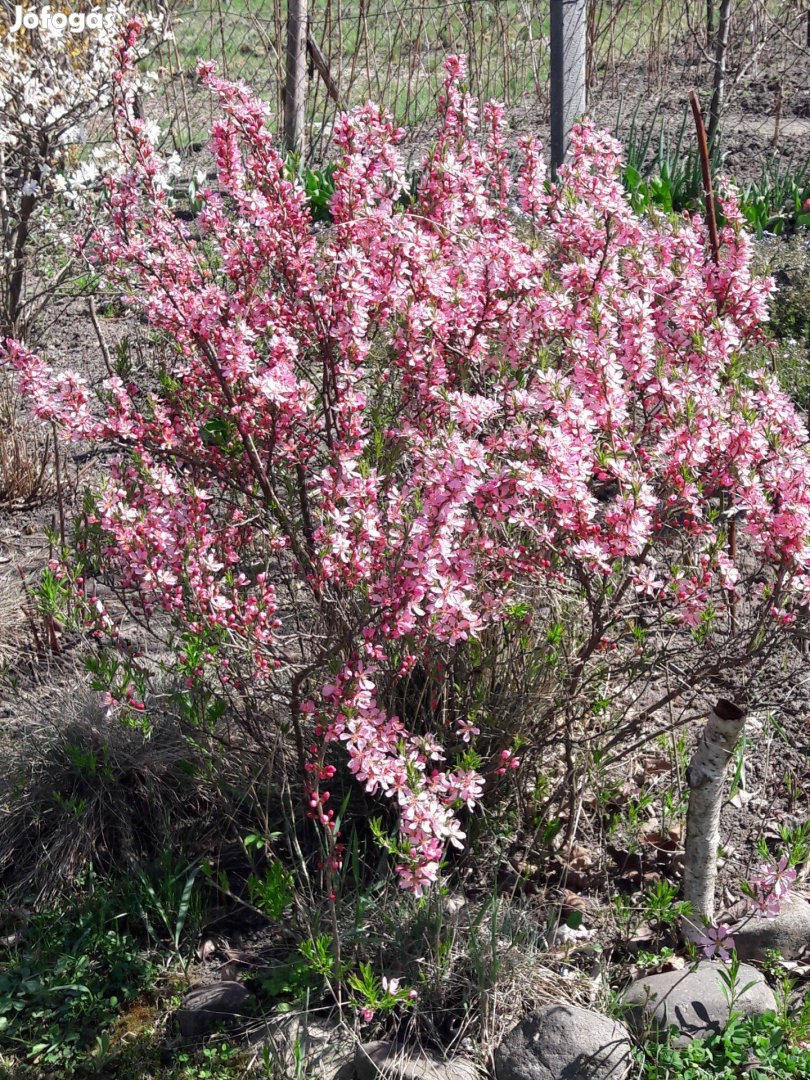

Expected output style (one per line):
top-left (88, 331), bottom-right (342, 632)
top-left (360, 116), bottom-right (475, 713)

top-left (0, 887), bottom-right (156, 1075)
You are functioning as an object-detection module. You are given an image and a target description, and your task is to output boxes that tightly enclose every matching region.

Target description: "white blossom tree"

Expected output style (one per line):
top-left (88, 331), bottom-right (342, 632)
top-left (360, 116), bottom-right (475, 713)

top-left (0, 2), bottom-right (167, 338)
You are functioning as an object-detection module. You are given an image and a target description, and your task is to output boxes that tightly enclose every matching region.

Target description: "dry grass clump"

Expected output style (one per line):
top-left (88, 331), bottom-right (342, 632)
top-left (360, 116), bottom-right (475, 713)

top-left (0, 374), bottom-right (56, 507)
top-left (0, 679), bottom-right (235, 904)
top-left (0, 571), bottom-right (27, 669)
top-left (352, 888), bottom-right (598, 1059)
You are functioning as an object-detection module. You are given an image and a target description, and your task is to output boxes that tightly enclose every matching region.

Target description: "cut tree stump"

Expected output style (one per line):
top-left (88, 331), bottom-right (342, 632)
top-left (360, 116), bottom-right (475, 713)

top-left (682, 698), bottom-right (747, 941)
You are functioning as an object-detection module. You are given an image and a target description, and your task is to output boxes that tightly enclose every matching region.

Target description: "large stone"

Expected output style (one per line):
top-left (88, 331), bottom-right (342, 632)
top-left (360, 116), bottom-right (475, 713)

top-left (622, 961), bottom-right (776, 1047)
top-left (494, 1004), bottom-right (632, 1080)
top-left (252, 1015), bottom-right (354, 1078)
top-left (304, 1019), bottom-right (355, 1079)
top-left (176, 980), bottom-right (252, 1038)
top-left (729, 895), bottom-right (810, 962)
top-left (355, 1041), bottom-right (481, 1080)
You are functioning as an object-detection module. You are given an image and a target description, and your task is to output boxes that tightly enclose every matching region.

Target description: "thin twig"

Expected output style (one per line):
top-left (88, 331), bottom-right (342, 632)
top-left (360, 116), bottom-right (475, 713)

top-left (87, 297), bottom-right (115, 378)
top-left (689, 88), bottom-right (737, 636)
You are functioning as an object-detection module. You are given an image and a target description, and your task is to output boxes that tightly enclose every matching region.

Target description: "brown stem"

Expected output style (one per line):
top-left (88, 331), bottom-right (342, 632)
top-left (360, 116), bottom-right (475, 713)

top-left (688, 90), bottom-right (720, 264)
top-left (296, 462), bottom-right (316, 563)
top-left (52, 423), bottom-right (65, 550)
top-left (16, 565), bottom-right (44, 658)
top-left (88, 298), bottom-right (115, 378)
top-left (690, 89), bottom-right (737, 635)
top-left (7, 192), bottom-right (35, 337)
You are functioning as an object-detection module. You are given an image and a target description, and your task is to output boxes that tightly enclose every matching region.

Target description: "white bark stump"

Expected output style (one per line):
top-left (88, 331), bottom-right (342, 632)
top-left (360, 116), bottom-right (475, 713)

top-left (682, 698), bottom-right (747, 940)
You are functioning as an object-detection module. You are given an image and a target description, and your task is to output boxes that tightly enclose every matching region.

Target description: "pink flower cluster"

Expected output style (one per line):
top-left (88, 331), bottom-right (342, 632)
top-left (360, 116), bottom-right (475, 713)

top-left (747, 855), bottom-right (797, 919)
top-left (306, 663), bottom-right (484, 895)
top-left (5, 38), bottom-right (810, 892)
top-left (698, 856), bottom-right (798, 960)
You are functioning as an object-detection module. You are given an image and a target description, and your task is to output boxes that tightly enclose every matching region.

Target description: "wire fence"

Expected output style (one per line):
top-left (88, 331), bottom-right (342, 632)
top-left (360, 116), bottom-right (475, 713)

top-left (154, 1), bottom-right (810, 172)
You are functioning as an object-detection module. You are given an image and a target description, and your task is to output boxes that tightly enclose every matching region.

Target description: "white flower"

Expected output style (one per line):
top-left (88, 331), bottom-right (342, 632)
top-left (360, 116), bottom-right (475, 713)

top-left (22, 180), bottom-right (40, 197)
top-left (58, 125), bottom-right (84, 145)
top-left (70, 161), bottom-right (99, 189)
top-left (45, 103), bottom-right (68, 126)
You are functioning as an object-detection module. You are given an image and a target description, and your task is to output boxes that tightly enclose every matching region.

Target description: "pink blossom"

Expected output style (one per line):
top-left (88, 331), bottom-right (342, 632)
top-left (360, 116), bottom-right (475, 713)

top-left (748, 856), bottom-right (797, 918)
top-left (697, 923), bottom-right (736, 961)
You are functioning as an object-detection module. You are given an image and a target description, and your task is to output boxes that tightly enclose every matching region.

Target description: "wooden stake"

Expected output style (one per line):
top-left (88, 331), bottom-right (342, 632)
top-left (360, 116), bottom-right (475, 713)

top-left (306, 30), bottom-right (342, 109)
top-left (284, 0), bottom-right (308, 157)
top-left (773, 81), bottom-right (783, 150)
top-left (707, 0), bottom-right (732, 153)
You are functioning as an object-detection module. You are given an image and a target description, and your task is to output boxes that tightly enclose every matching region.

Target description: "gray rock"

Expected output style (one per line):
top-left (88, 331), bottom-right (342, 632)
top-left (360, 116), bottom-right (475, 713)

top-left (305, 1020), bottom-right (355, 1079)
top-left (176, 980), bottom-right (252, 1038)
top-left (622, 961), bottom-right (776, 1046)
top-left (494, 1004), bottom-right (632, 1080)
top-left (254, 1015), bottom-right (354, 1078)
top-left (296, 1019), bottom-right (355, 1079)
top-left (355, 1040), bottom-right (481, 1080)
top-left (729, 895), bottom-right (810, 962)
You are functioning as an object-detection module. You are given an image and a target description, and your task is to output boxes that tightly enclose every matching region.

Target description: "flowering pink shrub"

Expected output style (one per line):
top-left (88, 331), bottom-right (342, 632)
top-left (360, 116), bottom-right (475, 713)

top-left (5, 26), bottom-right (810, 894)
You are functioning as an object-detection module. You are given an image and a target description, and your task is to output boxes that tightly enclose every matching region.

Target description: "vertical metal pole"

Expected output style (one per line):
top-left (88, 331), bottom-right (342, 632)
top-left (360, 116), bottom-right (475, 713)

top-left (284, 0), bottom-right (308, 157)
top-left (550, 0), bottom-right (587, 175)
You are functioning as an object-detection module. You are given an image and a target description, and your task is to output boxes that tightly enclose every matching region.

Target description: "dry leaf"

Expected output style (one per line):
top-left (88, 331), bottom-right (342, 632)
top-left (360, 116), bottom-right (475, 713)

top-left (560, 889), bottom-right (591, 918)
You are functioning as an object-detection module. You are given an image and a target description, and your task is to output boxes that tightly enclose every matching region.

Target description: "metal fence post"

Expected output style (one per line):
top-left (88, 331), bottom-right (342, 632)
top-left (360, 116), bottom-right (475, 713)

top-left (550, 0), bottom-right (587, 175)
top-left (284, 0), bottom-right (308, 157)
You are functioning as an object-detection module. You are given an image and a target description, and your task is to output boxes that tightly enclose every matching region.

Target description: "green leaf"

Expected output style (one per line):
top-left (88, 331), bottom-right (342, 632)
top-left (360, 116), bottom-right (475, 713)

top-left (174, 866), bottom-right (199, 950)
top-left (625, 164), bottom-right (642, 189)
